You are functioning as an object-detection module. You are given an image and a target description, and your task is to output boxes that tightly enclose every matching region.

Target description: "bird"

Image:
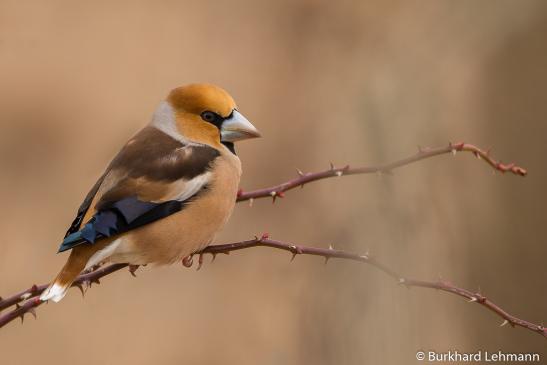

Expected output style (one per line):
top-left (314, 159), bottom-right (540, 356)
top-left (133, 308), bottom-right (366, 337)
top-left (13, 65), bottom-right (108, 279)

top-left (40, 83), bottom-right (260, 302)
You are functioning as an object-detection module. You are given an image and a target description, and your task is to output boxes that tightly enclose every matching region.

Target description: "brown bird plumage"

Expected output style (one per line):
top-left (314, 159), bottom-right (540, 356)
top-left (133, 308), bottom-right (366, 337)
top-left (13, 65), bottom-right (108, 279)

top-left (40, 84), bottom-right (260, 302)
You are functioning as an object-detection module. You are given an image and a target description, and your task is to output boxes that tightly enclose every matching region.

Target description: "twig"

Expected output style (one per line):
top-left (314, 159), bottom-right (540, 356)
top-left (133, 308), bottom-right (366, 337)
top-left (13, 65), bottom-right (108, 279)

top-left (5, 142), bottom-right (500, 313)
top-left (1, 236), bottom-right (544, 339)
top-left (0, 142), bottom-right (537, 338)
top-left (236, 142), bottom-right (527, 203)
top-left (0, 264), bottom-right (128, 327)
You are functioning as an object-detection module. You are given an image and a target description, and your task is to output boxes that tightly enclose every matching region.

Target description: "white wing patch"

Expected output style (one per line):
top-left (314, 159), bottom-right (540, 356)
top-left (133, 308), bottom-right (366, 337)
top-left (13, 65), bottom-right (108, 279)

top-left (171, 172), bottom-right (212, 202)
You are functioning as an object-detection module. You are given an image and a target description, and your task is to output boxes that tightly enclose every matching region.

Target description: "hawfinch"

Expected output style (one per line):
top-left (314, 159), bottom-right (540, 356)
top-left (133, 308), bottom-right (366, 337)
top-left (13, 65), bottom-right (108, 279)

top-left (40, 83), bottom-right (260, 302)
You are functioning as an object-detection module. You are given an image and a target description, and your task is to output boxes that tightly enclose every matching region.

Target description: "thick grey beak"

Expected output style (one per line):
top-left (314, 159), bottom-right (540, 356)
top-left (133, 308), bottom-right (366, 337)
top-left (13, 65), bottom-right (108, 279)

top-left (221, 110), bottom-right (261, 142)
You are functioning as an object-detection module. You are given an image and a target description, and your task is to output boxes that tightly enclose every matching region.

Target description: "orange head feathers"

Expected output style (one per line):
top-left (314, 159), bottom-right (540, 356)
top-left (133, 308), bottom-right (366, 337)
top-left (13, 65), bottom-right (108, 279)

top-left (160, 83), bottom-right (260, 147)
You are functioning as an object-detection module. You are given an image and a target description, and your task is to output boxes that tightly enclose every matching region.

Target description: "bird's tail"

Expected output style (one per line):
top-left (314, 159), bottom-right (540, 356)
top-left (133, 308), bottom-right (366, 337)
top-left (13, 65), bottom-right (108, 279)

top-left (40, 249), bottom-right (93, 302)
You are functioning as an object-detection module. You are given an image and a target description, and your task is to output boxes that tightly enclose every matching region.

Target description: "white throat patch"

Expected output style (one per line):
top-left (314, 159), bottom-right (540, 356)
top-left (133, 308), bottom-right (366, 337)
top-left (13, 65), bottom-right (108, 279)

top-left (150, 101), bottom-right (188, 143)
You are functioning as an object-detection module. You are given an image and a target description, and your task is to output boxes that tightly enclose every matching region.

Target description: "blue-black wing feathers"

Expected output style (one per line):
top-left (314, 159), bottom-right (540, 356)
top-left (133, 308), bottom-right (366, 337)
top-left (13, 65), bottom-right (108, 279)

top-left (58, 194), bottom-right (202, 252)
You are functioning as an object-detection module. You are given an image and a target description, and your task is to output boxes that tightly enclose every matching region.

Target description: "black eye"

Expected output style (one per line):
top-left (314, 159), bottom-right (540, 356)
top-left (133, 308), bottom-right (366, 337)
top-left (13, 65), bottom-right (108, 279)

top-left (201, 111), bottom-right (218, 123)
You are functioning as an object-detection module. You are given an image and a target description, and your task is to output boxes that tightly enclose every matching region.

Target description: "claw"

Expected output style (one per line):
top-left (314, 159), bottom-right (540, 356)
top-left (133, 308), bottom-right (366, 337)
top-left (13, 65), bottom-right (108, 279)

top-left (197, 253), bottom-right (205, 271)
top-left (128, 265), bottom-right (140, 277)
top-left (182, 255), bottom-right (193, 268)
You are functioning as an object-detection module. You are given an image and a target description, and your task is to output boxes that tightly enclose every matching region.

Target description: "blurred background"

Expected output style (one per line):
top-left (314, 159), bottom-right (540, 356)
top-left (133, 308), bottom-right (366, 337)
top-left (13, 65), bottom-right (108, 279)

top-left (0, 0), bottom-right (546, 363)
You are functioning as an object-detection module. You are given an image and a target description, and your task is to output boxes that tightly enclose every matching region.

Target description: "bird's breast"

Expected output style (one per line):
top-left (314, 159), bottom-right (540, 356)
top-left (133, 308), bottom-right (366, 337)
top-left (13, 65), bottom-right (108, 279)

top-left (111, 153), bottom-right (242, 265)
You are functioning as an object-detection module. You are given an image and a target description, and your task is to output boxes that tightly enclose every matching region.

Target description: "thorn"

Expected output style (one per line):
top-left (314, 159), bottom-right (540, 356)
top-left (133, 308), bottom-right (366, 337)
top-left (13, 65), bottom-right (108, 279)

top-left (324, 256), bottom-right (330, 265)
top-left (210, 253), bottom-right (217, 263)
top-left (28, 307), bottom-right (37, 320)
top-left (398, 278), bottom-right (406, 285)
top-left (289, 244), bottom-right (302, 261)
top-left (75, 283), bottom-right (85, 297)
top-left (417, 145), bottom-right (423, 153)
top-left (249, 198), bottom-right (254, 207)
top-left (20, 293), bottom-right (32, 300)
top-left (128, 265), bottom-right (140, 277)
top-left (91, 278), bottom-right (100, 286)
top-left (296, 168), bottom-right (304, 177)
top-left (451, 149), bottom-right (457, 156)
top-left (328, 244), bottom-right (334, 250)
top-left (270, 191), bottom-right (284, 203)
top-left (182, 255), bottom-right (193, 268)
top-left (329, 162), bottom-right (335, 170)
top-left (468, 297), bottom-right (477, 303)
top-left (360, 254), bottom-right (369, 260)
top-left (260, 232), bottom-right (270, 241)
top-left (335, 170), bottom-right (343, 177)
top-left (474, 151), bottom-right (481, 159)
top-left (500, 319), bottom-right (509, 327)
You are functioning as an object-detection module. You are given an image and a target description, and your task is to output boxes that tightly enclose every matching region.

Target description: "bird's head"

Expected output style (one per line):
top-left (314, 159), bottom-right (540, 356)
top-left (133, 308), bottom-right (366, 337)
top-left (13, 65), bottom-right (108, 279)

top-left (152, 83), bottom-right (260, 150)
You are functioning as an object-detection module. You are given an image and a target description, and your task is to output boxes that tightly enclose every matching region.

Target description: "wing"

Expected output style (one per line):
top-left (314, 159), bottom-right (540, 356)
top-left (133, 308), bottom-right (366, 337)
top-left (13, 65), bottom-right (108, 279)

top-left (58, 127), bottom-right (220, 252)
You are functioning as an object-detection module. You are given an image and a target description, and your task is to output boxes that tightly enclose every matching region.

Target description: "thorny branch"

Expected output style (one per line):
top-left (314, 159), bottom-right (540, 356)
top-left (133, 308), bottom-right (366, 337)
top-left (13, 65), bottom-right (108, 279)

top-left (1, 142), bottom-right (541, 339)
top-left (236, 142), bottom-right (527, 204)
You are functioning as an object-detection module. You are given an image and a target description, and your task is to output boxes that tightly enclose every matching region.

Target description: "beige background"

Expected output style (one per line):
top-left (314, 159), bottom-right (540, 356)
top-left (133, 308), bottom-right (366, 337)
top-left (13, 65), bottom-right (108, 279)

top-left (0, 1), bottom-right (546, 364)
